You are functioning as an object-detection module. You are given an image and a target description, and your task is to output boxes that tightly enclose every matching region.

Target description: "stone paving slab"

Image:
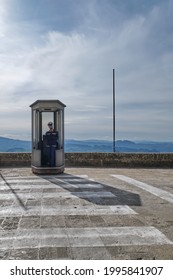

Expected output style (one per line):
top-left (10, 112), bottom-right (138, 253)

top-left (0, 167), bottom-right (173, 259)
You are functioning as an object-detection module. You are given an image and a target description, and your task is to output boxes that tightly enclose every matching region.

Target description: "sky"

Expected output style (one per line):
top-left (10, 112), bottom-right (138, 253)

top-left (0, 0), bottom-right (173, 141)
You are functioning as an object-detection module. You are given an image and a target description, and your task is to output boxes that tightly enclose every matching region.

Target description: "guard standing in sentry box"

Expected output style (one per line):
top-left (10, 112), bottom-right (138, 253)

top-left (44, 121), bottom-right (59, 167)
top-left (30, 100), bottom-right (66, 174)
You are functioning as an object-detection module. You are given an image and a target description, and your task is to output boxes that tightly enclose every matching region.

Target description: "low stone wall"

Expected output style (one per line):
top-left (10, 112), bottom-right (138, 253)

top-left (65, 152), bottom-right (173, 168)
top-left (0, 152), bottom-right (173, 168)
top-left (0, 153), bottom-right (31, 167)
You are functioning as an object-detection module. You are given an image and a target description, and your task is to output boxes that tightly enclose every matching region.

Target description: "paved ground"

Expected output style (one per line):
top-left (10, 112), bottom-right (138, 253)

top-left (0, 167), bottom-right (173, 260)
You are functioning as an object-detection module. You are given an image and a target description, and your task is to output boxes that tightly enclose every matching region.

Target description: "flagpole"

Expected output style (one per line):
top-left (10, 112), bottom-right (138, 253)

top-left (113, 68), bottom-right (116, 152)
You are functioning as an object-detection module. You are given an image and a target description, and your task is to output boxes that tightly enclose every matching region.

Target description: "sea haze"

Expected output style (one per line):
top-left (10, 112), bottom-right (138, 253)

top-left (0, 137), bottom-right (173, 153)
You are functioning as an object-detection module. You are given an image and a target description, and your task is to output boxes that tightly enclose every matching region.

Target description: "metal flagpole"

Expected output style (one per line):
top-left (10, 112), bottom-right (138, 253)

top-left (113, 68), bottom-right (116, 152)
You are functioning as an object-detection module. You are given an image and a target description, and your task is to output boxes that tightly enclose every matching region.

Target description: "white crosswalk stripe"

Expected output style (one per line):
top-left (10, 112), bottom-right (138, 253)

top-left (112, 174), bottom-right (173, 204)
top-left (0, 191), bottom-right (116, 200)
top-left (0, 205), bottom-right (136, 217)
top-left (0, 226), bottom-right (172, 250)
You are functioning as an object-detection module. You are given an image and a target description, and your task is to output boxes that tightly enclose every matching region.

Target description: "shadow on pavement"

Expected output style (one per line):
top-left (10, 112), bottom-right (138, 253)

top-left (39, 173), bottom-right (142, 206)
top-left (0, 172), bottom-right (28, 211)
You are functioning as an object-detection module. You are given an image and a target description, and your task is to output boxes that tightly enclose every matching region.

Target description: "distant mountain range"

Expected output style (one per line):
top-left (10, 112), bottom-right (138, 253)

top-left (0, 136), bottom-right (173, 153)
top-left (0, 137), bottom-right (31, 152)
top-left (64, 139), bottom-right (173, 153)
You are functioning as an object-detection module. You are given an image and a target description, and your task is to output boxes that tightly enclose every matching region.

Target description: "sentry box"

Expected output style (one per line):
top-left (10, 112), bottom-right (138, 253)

top-left (30, 100), bottom-right (66, 174)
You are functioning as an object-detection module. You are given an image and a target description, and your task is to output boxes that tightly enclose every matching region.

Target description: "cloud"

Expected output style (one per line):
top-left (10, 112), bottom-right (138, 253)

top-left (0, 0), bottom-right (7, 37)
top-left (0, 0), bottom-right (173, 141)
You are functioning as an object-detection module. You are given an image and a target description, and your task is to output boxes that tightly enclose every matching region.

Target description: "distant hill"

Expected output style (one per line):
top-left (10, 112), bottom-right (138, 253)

top-left (0, 136), bottom-right (173, 153)
top-left (65, 139), bottom-right (173, 153)
top-left (0, 137), bottom-right (31, 152)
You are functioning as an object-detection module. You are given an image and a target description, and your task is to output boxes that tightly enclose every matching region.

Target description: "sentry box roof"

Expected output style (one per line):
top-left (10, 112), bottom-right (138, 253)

top-left (30, 100), bottom-right (66, 111)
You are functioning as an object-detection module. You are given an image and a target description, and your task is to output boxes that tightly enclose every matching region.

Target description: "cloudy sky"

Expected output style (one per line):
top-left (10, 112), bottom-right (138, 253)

top-left (0, 0), bottom-right (173, 141)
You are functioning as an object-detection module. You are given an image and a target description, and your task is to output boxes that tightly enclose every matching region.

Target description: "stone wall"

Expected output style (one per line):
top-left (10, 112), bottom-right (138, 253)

top-left (0, 152), bottom-right (173, 168)
top-left (65, 152), bottom-right (173, 168)
top-left (0, 153), bottom-right (31, 167)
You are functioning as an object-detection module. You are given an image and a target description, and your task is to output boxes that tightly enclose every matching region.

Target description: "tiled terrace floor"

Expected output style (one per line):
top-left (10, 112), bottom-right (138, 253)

top-left (0, 167), bottom-right (173, 259)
